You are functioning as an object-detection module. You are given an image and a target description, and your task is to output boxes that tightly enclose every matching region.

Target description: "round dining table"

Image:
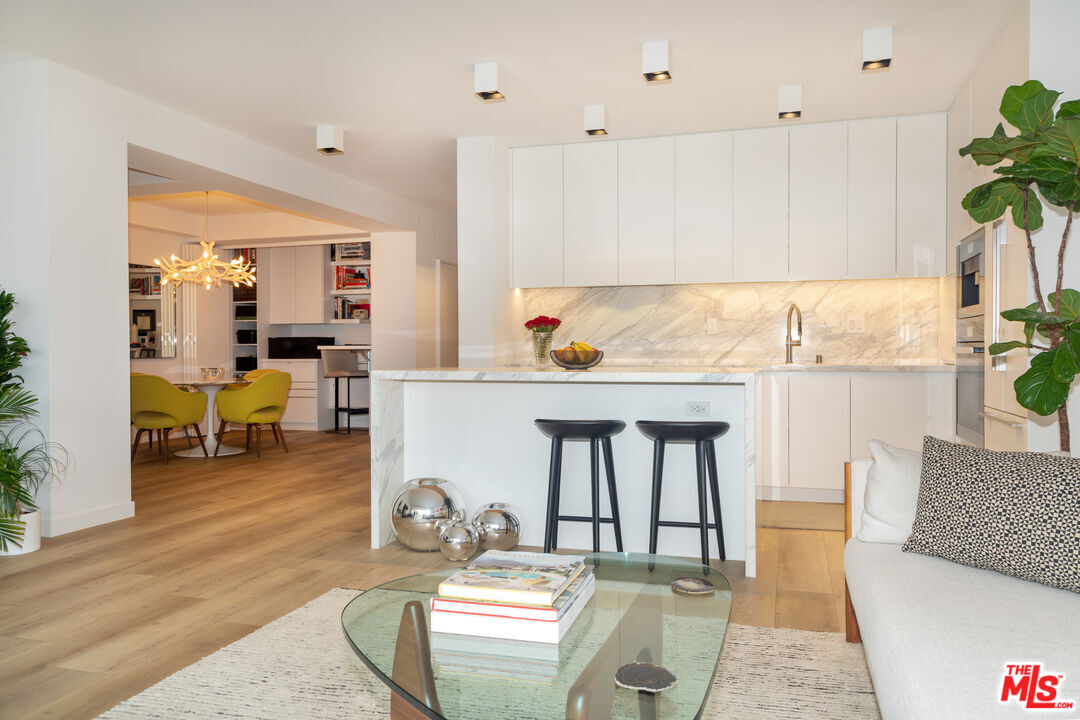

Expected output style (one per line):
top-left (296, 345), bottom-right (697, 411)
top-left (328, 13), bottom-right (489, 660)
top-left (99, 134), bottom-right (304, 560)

top-left (165, 375), bottom-right (249, 458)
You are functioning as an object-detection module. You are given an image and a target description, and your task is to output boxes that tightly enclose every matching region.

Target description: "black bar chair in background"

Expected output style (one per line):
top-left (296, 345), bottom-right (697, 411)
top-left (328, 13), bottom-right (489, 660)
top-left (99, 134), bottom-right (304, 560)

top-left (635, 420), bottom-right (730, 566)
top-left (535, 419), bottom-right (626, 554)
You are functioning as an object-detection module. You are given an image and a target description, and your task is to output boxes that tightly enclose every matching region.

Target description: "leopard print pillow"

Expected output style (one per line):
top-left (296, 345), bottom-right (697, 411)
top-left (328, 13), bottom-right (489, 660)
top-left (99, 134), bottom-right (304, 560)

top-left (902, 436), bottom-right (1080, 594)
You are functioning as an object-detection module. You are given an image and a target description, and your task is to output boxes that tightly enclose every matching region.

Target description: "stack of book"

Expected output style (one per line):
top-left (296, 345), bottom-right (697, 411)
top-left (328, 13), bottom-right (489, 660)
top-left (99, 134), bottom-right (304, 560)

top-left (334, 266), bottom-right (370, 291)
top-left (429, 550), bottom-right (594, 644)
top-left (333, 242), bottom-right (370, 261)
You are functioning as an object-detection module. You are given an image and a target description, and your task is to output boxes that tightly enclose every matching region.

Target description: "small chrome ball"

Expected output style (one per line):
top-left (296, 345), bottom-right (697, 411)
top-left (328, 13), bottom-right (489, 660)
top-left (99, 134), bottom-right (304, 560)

top-left (472, 503), bottom-right (522, 551)
top-left (438, 520), bottom-right (480, 562)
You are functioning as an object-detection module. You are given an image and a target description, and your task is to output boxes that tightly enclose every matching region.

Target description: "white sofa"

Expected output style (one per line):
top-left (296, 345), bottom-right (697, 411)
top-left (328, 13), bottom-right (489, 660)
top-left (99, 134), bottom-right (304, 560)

top-left (844, 457), bottom-right (1080, 720)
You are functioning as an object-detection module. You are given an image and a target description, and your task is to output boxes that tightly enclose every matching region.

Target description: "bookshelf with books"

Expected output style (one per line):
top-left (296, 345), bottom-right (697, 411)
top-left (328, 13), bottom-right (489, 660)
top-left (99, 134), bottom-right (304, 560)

top-left (328, 241), bottom-right (372, 324)
top-left (230, 248), bottom-right (258, 376)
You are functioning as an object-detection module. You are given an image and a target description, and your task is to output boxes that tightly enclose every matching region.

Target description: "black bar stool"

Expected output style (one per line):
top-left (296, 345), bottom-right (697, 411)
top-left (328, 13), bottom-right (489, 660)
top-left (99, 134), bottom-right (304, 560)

top-left (635, 420), bottom-right (730, 565)
top-left (535, 419), bottom-right (626, 554)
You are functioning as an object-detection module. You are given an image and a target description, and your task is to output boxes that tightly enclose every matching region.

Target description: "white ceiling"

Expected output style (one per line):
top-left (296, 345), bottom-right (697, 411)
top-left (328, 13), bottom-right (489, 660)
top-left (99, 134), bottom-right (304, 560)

top-left (0, 0), bottom-right (1021, 215)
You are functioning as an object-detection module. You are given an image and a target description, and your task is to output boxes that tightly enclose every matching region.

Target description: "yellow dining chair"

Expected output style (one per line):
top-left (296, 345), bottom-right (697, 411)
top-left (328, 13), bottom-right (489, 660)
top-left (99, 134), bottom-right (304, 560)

top-left (242, 368), bottom-right (279, 380)
top-left (131, 374), bottom-right (209, 463)
top-left (215, 371), bottom-right (292, 457)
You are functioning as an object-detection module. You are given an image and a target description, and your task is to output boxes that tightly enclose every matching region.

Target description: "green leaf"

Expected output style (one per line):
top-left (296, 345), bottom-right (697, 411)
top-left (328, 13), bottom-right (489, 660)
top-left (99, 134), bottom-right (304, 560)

top-left (1017, 88), bottom-right (1063, 134)
top-left (959, 126), bottom-right (1043, 166)
top-left (1011, 188), bottom-right (1044, 232)
top-left (1053, 177), bottom-right (1080, 203)
top-left (1001, 81), bottom-right (1052, 126)
top-left (989, 340), bottom-right (1030, 355)
top-left (1053, 339), bottom-right (1080, 383)
top-left (1049, 289), bottom-right (1080, 321)
top-left (963, 180), bottom-right (1023, 223)
top-left (1041, 117), bottom-right (1080, 166)
top-left (1001, 306), bottom-right (1062, 324)
top-left (1025, 321), bottom-right (1036, 344)
top-left (1015, 349), bottom-right (1072, 416)
top-left (1057, 99), bottom-right (1080, 119)
top-left (995, 156), bottom-right (1079, 183)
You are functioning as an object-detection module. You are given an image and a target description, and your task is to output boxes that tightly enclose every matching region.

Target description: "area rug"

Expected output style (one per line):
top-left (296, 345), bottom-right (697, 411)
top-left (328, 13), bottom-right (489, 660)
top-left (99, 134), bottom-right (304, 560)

top-left (98, 588), bottom-right (879, 719)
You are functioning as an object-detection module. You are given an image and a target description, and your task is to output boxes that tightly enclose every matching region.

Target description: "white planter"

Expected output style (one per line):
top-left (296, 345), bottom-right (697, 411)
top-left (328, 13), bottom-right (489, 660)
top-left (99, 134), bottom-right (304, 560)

top-left (0, 510), bottom-right (41, 555)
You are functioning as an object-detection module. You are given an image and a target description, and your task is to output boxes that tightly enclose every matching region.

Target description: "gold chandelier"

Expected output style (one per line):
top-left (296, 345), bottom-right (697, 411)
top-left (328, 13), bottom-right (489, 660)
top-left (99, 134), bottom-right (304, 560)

top-left (154, 193), bottom-right (256, 291)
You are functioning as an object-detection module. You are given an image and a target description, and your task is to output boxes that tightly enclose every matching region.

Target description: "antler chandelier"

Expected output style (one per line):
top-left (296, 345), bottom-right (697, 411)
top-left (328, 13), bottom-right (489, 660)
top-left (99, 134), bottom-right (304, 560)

top-left (153, 193), bottom-right (256, 291)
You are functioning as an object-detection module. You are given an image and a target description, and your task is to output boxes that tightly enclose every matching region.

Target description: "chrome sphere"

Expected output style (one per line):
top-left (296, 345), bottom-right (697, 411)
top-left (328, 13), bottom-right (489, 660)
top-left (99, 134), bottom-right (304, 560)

top-left (438, 520), bottom-right (480, 562)
top-left (390, 478), bottom-right (465, 551)
top-left (472, 502), bottom-right (522, 551)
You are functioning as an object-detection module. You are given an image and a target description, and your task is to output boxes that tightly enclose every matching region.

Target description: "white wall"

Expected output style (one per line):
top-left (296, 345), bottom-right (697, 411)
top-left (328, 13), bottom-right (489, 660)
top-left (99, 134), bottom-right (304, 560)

top-left (1026, 0), bottom-right (1080, 451)
top-left (371, 231), bottom-right (418, 370)
top-left (0, 58), bottom-right (455, 536)
top-left (456, 136), bottom-right (522, 367)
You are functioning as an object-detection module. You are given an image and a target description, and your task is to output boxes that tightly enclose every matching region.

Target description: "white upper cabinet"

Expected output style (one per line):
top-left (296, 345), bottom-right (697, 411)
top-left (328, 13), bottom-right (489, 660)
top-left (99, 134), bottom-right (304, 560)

top-left (674, 132), bottom-right (733, 284)
top-left (293, 245), bottom-right (327, 324)
top-left (732, 127), bottom-right (788, 282)
top-left (847, 117), bottom-right (897, 279)
top-left (264, 246), bottom-right (296, 324)
top-left (618, 137), bottom-right (675, 285)
top-left (789, 123), bottom-right (846, 281)
top-left (511, 146), bottom-right (564, 288)
top-left (897, 113), bottom-right (947, 277)
top-left (564, 142), bottom-right (619, 287)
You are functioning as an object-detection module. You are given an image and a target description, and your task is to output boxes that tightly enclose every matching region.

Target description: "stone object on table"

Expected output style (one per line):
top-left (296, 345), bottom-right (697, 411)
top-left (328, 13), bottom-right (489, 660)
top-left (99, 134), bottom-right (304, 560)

top-left (390, 478), bottom-right (466, 551)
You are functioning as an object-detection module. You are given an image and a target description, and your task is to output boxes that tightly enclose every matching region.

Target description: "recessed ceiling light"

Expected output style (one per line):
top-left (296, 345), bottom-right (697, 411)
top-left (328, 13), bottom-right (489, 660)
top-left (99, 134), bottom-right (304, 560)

top-left (474, 62), bottom-right (506, 102)
top-left (778, 85), bottom-right (802, 120)
top-left (584, 104), bottom-right (607, 136)
top-left (862, 27), bottom-right (892, 71)
top-left (315, 124), bottom-right (344, 155)
top-left (642, 40), bottom-right (672, 84)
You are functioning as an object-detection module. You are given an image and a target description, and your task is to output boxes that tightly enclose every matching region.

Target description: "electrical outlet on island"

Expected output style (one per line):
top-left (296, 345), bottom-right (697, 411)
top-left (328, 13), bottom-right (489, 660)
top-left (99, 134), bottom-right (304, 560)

top-left (847, 315), bottom-right (866, 334)
top-left (685, 400), bottom-right (710, 417)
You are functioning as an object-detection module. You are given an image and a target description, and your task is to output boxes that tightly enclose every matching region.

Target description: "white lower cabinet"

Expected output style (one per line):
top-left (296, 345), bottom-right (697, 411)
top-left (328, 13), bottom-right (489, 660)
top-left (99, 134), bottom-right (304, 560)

top-left (263, 359), bottom-right (333, 431)
top-left (758, 372), bottom-right (956, 500)
top-left (983, 407), bottom-right (1027, 451)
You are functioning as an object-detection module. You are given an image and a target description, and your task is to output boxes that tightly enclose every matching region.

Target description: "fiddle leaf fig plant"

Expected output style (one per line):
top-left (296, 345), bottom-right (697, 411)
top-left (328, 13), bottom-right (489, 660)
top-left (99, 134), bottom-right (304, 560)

top-left (960, 80), bottom-right (1080, 451)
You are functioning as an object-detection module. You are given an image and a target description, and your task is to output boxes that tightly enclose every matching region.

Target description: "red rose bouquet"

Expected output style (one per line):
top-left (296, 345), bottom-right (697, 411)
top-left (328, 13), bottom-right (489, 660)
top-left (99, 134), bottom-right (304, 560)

top-left (525, 315), bottom-right (561, 333)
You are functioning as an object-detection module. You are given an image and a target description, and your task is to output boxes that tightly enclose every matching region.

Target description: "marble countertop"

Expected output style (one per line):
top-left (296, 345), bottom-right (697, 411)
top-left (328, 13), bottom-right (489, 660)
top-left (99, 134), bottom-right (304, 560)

top-left (371, 361), bottom-right (955, 383)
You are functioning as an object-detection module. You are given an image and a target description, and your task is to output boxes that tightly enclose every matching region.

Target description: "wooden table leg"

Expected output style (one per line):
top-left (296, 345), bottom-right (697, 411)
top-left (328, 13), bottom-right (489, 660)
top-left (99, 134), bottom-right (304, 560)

top-left (391, 600), bottom-right (441, 720)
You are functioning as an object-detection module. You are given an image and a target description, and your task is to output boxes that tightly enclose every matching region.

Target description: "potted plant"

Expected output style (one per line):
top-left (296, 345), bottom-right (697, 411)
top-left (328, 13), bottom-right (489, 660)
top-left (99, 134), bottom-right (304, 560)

top-left (0, 290), bottom-right (66, 554)
top-left (960, 81), bottom-right (1080, 452)
top-left (525, 315), bottom-right (561, 366)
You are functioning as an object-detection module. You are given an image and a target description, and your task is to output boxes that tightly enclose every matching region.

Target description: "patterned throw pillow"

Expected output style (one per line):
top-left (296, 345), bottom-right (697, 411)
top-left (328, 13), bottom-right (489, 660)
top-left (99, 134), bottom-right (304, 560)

top-left (902, 436), bottom-right (1080, 594)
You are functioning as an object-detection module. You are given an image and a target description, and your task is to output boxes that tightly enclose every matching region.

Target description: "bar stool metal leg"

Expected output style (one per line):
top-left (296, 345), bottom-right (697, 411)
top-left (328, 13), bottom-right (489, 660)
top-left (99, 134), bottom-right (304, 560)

top-left (589, 438), bottom-right (601, 553)
top-left (601, 437), bottom-right (624, 552)
top-left (705, 440), bottom-right (726, 561)
top-left (333, 377), bottom-right (341, 432)
top-left (695, 440), bottom-right (710, 567)
top-left (648, 439), bottom-right (666, 554)
top-left (544, 437), bottom-right (563, 553)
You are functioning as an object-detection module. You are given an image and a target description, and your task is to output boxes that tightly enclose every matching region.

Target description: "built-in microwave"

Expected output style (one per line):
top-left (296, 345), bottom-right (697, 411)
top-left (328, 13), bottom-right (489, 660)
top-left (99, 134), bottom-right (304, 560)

top-left (957, 230), bottom-right (985, 319)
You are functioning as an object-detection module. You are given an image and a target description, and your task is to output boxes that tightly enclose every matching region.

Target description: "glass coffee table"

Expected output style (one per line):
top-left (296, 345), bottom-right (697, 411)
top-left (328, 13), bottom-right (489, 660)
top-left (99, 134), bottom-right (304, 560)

top-left (341, 552), bottom-right (731, 720)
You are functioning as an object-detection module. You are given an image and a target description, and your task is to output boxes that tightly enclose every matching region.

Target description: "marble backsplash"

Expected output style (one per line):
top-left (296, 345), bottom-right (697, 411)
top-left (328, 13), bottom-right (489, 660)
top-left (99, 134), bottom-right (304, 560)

top-left (519, 278), bottom-right (946, 365)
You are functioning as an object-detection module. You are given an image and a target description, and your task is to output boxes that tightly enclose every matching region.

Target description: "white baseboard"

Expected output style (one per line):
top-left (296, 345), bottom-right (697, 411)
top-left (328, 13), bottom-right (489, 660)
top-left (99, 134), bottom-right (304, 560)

top-left (44, 500), bottom-right (136, 537)
top-left (756, 486), bottom-right (843, 504)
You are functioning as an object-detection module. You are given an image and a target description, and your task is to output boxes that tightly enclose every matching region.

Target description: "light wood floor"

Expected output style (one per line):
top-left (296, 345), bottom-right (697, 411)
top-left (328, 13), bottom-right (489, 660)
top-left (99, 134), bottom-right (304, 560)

top-left (757, 499), bottom-right (845, 531)
top-left (0, 430), bottom-right (846, 719)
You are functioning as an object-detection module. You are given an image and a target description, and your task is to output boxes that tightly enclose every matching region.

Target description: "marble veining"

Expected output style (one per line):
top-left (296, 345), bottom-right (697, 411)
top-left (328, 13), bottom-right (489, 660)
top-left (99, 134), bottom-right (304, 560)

top-left (520, 278), bottom-right (944, 366)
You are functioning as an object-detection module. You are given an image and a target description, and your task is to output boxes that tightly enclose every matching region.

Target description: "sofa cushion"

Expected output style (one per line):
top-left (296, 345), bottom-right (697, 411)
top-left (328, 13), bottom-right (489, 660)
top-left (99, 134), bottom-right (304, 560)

top-left (857, 439), bottom-right (921, 544)
top-left (903, 436), bottom-right (1080, 594)
top-left (845, 539), bottom-right (1080, 719)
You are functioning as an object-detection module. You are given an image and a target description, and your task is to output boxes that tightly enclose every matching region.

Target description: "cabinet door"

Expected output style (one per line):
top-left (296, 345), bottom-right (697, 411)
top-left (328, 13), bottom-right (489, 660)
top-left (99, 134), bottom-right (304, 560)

top-left (618, 137), bottom-right (675, 285)
top-left (947, 84), bottom-right (973, 276)
top-left (757, 374), bottom-right (789, 488)
top-left (788, 375), bottom-right (850, 490)
top-left (263, 247), bottom-right (295, 324)
top-left (674, 132), bottom-right (733, 284)
top-left (564, 142), bottom-right (618, 286)
top-left (789, 123), bottom-right (846, 280)
top-left (984, 407), bottom-right (1027, 451)
top-left (293, 245), bottom-right (326, 324)
top-left (850, 374), bottom-right (936, 457)
top-left (511, 146), bottom-right (564, 288)
top-left (732, 127), bottom-right (788, 282)
top-left (847, 117), bottom-right (897, 279)
top-left (897, 113), bottom-right (947, 277)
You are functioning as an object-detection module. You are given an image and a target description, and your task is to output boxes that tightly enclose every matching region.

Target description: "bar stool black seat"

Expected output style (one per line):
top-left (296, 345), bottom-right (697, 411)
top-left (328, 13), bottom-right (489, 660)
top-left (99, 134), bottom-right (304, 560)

top-left (635, 420), bottom-right (730, 565)
top-left (535, 419), bottom-right (626, 554)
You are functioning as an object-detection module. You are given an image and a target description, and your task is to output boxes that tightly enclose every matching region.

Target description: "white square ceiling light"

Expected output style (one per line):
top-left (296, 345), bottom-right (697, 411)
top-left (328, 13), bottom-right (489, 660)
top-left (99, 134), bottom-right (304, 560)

top-left (474, 61), bottom-right (506, 102)
top-left (862, 26), bottom-right (892, 71)
top-left (584, 104), bottom-right (607, 136)
top-left (642, 39), bottom-right (671, 83)
top-left (778, 84), bottom-right (802, 119)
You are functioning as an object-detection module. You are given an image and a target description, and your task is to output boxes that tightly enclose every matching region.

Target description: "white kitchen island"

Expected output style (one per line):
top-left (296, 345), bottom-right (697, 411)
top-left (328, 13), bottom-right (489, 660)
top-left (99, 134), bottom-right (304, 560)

top-left (370, 366), bottom-right (757, 576)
